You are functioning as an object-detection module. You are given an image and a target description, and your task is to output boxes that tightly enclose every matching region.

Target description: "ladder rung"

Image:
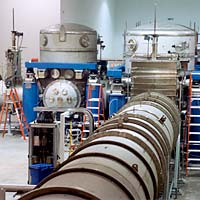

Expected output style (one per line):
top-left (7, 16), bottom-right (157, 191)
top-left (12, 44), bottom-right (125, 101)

top-left (5, 100), bottom-right (14, 104)
top-left (88, 98), bottom-right (100, 102)
top-left (188, 158), bottom-right (200, 161)
top-left (190, 132), bottom-right (200, 135)
top-left (189, 149), bottom-right (200, 152)
top-left (191, 106), bottom-right (200, 109)
top-left (88, 83), bottom-right (102, 86)
top-left (191, 95), bottom-right (200, 97)
top-left (93, 114), bottom-right (99, 117)
top-left (192, 98), bottom-right (200, 100)
top-left (190, 115), bottom-right (200, 117)
top-left (192, 93), bottom-right (200, 95)
top-left (190, 123), bottom-right (200, 126)
top-left (83, 130), bottom-right (90, 133)
top-left (94, 113), bottom-right (104, 117)
top-left (192, 88), bottom-right (200, 91)
top-left (188, 167), bottom-right (200, 170)
top-left (87, 107), bottom-right (99, 109)
top-left (189, 141), bottom-right (200, 144)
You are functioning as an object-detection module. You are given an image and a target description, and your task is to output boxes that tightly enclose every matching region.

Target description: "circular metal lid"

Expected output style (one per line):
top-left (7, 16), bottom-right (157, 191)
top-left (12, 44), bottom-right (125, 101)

top-left (43, 79), bottom-right (81, 108)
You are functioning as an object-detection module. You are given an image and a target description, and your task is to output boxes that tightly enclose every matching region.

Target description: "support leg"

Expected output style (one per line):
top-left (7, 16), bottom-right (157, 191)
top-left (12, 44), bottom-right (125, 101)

top-left (2, 105), bottom-right (9, 137)
top-left (0, 188), bottom-right (5, 200)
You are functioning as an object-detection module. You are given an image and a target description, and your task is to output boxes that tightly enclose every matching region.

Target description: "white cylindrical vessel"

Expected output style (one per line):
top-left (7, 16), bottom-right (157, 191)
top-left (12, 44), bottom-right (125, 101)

top-left (125, 23), bottom-right (197, 71)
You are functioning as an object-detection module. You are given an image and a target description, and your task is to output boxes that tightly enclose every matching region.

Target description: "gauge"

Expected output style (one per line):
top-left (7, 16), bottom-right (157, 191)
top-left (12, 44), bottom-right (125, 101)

top-left (64, 69), bottom-right (75, 79)
top-left (51, 69), bottom-right (60, 79)
top-left (79, 34), bottom-right (90, 48)
top-left (128, 39), bottom-right (137, 52)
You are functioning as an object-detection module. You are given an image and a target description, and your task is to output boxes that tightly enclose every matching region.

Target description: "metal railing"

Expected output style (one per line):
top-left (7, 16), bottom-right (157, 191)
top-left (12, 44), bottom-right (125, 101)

top-left (0, 184), bottom-right (35, 200)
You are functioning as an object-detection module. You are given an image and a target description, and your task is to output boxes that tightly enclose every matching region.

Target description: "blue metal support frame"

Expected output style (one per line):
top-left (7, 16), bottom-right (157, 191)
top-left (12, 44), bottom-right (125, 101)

top-left (107, 65), bottom-right (125, 79)
top-left (25, 62), bottom-right (97, 70)
top-left (192, 71), bottom-right (200, 80)
top-left (107, 69), bottom-right (122, 79)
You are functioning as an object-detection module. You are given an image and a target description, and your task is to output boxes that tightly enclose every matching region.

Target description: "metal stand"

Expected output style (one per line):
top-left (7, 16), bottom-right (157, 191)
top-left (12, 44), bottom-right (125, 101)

top-left (0, 188), bottom-right (5, 200)
top-left (165, 155), bottom-right (170, 200)
top-left (60, 108), bottom-right (94, 160)
top-left (169, 126), bottom-right (181, 199)
top-left (7, 112), bottom-right (11, 135)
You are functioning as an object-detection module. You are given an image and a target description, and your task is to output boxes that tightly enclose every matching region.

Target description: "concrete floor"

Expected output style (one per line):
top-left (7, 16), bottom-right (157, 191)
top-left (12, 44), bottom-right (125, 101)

top-left (0, 133), bottom-right (28, 200)
top-left (177, 175), bottom-right (200, 200)
top-left (1, 133), bottom-right (200, 200)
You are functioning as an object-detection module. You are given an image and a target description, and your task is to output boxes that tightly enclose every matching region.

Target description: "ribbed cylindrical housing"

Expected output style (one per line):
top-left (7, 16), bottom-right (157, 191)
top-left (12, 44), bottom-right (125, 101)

top-left (19, 92), bottom-right (180, 200)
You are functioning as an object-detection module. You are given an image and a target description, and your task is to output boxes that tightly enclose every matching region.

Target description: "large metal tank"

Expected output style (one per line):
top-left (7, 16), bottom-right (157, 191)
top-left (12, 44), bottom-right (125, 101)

top-left (125, 23), bottom-right (197, 71)
top-left (40, 23), bottom-right (97, 63)
top-left (19, 92), bottom-right (180, 200)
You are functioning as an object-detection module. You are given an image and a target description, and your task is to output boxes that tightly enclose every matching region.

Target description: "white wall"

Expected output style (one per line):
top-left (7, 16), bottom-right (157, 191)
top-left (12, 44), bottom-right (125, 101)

top-left (61, 0), bottom-right (200, 59)
top-left (1, 0), bottom-right (199, 68)
top-left (113, 0), bottom-right (200, 59)
top-left (0, 0), bottom-right (60, 77)
top-left (61, 0), bottom-right (115, 59)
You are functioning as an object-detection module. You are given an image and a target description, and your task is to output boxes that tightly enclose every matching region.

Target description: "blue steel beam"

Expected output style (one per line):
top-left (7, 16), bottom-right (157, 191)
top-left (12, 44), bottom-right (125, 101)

top-left (25, 62), bottom-right (97, 70)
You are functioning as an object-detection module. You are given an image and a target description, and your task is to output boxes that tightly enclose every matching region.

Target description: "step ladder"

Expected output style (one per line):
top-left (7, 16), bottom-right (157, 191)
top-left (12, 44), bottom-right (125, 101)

top-left (186, 73), bottom-right (200, 175)
top-left (86, 83), bottom-right (105, 127)
top-left (81, 83), bottom-right (105, 141)
top-left (0, 87), bottom-right (29, 140)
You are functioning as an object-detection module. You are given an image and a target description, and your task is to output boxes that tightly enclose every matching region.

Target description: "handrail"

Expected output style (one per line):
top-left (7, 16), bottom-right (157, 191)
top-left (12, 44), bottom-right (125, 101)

top-left (0, 184), bottom-right (35, 200)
